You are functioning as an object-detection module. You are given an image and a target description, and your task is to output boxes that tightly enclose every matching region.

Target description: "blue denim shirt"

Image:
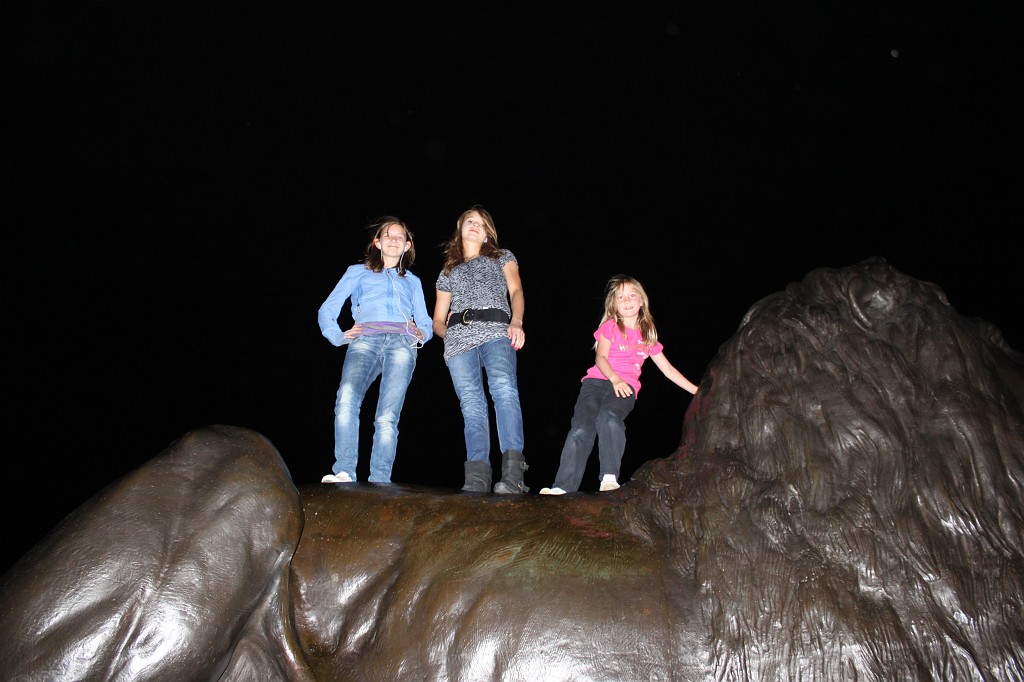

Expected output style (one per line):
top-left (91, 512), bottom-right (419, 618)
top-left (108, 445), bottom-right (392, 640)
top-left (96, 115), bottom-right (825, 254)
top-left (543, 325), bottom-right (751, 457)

top-left (318, 264), bottom-right (433, 347)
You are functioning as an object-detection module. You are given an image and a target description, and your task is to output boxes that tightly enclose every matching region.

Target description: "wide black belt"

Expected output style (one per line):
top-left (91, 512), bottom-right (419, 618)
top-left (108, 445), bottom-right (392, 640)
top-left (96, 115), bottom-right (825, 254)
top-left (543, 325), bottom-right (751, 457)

top-left (449, 308), bottom-right (511, 326)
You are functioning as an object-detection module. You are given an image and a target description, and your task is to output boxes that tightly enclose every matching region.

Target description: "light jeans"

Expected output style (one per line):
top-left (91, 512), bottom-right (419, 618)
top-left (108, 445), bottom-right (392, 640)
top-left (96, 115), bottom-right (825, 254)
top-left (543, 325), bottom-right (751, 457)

top-left (332, 333), bottom-right (418, 482)
top-left (551, 378), bottom-right (636, 492)
top-left (446, 336), bottom-right (524, 462)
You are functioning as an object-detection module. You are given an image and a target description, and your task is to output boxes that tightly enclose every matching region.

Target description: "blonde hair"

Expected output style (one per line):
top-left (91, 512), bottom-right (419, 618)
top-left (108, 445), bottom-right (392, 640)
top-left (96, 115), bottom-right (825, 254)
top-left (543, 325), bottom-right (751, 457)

top-left (596, 275), bottom-right (659, 349)
top-left (440, 205), bottom-right (501, 274)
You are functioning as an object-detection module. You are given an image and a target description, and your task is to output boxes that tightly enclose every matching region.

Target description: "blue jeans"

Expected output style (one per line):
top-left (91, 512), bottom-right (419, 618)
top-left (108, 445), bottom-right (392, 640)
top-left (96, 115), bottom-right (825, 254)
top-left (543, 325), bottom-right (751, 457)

top-left (333, 333), bottom-right (418, 482)
top-left (551, 379), bottom-right (636, 492)
top-left (446, 337), bottom-right (524, 462)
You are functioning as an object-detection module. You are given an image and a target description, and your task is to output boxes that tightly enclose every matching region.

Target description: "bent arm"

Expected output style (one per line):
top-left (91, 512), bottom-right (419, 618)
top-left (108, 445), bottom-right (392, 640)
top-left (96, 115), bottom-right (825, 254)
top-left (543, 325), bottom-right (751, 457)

top-left (318, 267), bottom-right (360, 346)
top-left (409, 278), bottom-right (434, 344)
top-left (594, 336), bottom-right (633, 398)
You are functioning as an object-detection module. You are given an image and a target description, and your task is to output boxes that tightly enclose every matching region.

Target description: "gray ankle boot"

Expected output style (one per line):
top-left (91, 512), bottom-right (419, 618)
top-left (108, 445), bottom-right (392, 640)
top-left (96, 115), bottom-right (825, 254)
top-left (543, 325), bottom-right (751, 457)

top-left (493, 450), bottom-right (529, 494)
top-left (461, 460), bottom-right (492, 492)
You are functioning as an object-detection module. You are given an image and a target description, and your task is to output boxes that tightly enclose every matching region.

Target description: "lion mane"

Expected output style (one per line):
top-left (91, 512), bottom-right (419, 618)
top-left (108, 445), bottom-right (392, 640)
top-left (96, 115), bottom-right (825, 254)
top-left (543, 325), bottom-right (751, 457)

top-left (630, 257), bottom-right (1024, 679)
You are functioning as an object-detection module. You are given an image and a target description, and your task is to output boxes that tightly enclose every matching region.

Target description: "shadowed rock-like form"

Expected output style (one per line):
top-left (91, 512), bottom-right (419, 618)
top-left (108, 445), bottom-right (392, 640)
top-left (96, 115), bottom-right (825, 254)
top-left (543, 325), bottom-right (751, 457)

top-left (1, 258), bottom-right (1021, 680)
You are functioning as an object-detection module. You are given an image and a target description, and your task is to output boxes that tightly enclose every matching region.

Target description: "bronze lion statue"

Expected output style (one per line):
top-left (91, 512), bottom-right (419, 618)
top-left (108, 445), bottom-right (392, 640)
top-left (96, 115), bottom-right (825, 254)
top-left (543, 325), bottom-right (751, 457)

top-left (2, 258), bottom-right (1022, 680)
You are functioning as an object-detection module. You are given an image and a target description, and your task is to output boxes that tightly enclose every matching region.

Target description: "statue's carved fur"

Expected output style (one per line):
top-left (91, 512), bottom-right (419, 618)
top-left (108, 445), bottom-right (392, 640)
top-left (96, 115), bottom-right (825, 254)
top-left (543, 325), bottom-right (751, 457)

top-left (2, 258), bottom-right (1021, 680)
top-left (629, 257), bottom-right (1024, 679)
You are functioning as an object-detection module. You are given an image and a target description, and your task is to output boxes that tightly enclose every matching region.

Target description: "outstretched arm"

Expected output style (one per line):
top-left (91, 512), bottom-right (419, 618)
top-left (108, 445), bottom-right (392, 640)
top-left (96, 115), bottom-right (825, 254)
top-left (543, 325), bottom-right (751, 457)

top-left (650, 352), bottom-right (699, 394)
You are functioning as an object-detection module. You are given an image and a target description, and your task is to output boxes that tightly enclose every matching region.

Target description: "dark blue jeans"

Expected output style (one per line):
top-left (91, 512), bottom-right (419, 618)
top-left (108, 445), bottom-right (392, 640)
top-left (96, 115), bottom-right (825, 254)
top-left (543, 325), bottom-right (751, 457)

top-left (551, 378), bottom-right (636, 492)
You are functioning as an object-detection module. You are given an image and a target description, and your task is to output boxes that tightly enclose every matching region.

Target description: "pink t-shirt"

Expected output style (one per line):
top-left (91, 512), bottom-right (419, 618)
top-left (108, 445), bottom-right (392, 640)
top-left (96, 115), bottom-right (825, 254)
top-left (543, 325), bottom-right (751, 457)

top-left (582, 319), bottom-right (663, 395)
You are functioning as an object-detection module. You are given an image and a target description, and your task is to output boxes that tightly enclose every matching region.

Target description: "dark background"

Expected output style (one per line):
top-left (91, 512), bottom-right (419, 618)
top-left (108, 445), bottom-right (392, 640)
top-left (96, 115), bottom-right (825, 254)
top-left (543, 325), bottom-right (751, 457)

top-left (5, 4), bottom-right (1020, 574)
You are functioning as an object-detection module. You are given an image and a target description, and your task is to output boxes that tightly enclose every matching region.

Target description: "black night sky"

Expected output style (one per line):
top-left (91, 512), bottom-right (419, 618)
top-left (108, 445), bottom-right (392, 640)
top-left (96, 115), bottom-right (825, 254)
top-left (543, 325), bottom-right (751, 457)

top-left (5, 4), bottom-right (1020, 573)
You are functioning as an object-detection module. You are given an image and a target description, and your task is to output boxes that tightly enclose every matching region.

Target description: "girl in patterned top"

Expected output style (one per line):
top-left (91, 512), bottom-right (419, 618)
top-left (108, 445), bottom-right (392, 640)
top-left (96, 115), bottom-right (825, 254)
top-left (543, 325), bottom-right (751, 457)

top-left (433, 206), bottom-right (528, 494)
top-left (539, 275), bottom-right (699, 495)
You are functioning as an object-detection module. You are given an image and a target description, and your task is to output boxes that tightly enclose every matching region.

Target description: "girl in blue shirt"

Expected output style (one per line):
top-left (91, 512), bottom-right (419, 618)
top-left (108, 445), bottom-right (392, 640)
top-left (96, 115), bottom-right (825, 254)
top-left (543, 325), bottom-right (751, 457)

top-left (318, 217), bottom-right (433, 484)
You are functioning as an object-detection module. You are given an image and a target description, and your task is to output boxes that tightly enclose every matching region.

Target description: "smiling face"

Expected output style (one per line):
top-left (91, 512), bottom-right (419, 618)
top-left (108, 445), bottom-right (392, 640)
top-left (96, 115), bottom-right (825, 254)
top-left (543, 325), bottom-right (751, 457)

top-left (374, 223), bottom-right (411, 263)
top-left (614, 283), bottom-right (643, 327)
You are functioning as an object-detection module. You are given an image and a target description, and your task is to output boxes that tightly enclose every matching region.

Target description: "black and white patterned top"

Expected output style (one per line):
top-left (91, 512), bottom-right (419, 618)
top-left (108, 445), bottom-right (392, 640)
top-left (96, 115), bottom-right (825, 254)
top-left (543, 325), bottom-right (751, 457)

top-left (435, 249), bottom-right (517, 362)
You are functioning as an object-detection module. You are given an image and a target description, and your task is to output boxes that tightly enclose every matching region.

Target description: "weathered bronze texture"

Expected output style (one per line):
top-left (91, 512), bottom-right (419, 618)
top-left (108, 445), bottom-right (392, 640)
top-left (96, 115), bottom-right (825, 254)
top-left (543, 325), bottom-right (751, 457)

top-left (2, 258), bottom-right (1021, 680)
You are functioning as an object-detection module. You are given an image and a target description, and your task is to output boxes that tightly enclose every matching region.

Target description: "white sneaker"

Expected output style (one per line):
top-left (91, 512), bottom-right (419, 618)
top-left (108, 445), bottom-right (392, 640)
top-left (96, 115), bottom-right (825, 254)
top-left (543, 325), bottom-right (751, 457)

top-left (321, 472), bottom-right (353, 484)
top-left (539, 487), bottom-right (566, 495)
top-left (599, 475), bottom-right (620, 492)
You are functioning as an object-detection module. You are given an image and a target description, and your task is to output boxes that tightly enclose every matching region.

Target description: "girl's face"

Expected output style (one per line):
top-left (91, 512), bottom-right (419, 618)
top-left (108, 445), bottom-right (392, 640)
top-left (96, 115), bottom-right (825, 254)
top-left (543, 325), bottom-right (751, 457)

top-left (374, 224), bottom-right (410, 259)
top-left (460, 211), bottom-right (487, 245)
top-left (614, 284), bottom-right (642, 322)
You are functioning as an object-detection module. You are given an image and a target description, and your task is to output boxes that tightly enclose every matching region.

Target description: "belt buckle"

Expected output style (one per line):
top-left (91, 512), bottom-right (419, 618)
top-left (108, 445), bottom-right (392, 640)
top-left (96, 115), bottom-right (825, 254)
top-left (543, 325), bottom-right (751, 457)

top-left (460, 309), bottom-right (473, 325)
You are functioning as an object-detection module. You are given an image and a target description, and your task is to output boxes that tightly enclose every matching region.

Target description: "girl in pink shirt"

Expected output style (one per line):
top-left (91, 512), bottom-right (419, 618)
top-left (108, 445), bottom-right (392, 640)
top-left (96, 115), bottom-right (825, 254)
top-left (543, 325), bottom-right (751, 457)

top-left (539, 275), bottom-right (699, 495)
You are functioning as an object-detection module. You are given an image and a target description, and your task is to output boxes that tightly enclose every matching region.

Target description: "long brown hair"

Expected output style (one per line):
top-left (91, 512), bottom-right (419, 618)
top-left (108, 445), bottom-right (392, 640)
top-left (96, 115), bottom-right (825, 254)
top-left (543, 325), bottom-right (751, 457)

top-left (440, 205), bottom-right (501, 274)
top-left (363, 216), bottom-right (415, 276)
top-left (596, 275), bottom-right (659, 349)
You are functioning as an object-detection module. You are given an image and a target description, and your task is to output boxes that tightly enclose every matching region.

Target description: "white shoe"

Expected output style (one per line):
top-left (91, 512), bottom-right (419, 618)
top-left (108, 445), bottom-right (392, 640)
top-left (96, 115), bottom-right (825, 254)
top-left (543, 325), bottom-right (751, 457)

top-left (321, 472), bottom-right (353, 484)
top-left (599, 475), bottom-right (620, 492)
top-left (539, 487), bottom-right (566, 495)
